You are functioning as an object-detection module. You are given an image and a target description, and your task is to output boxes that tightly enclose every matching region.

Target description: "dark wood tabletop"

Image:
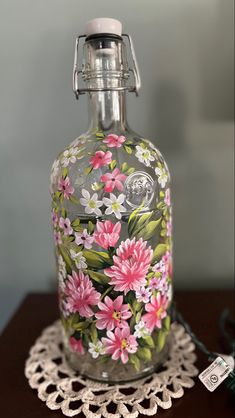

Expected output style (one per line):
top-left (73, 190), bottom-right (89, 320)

top-left (0, 290), bottom-right (234, 417)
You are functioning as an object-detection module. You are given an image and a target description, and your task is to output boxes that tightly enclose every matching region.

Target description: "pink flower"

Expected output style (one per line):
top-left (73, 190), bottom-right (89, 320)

top-left (142, 293), bottom-right (168, 332)
top-left (51, 210), bottom-right (58, 227)
top-left (103, 134), bottom-right (126, 148)
top-left (164, 188), bottom-right (171, 206)
top-left (93, 220), bottom-right (121, 249)
top-left (58, 176), bottom-right (74, 199)
top-left (95, 295), bottom-right (132, 331)
top-left (102, 326), bottom-right (138, 364)
top-left (89, 150), bottom-right (112, 169)
top-left (59, 217), bottom-right (73, 236)
top-left (64, 270), bottom-right (101, 318)
top-left (135, 286), bottom-right (151, 303)
top-left (166, 220), bottom-right (172, 237)
top-left (100, 168), bottom-right (126, 192)
top-left (75, 229), bottom-right (94, 249)
top-left (69, 337), bottom-right (84, 354)
top-left (149, 275), bottom-right (168, 294)
top-left (54, 231), bottom-right (62, 245)
top-left (105, 238), bottom-right (153, 294)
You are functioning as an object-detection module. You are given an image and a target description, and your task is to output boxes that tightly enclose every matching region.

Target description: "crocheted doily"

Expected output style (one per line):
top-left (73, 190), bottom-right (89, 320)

top-left (25, 321), bottom-right (198, 418)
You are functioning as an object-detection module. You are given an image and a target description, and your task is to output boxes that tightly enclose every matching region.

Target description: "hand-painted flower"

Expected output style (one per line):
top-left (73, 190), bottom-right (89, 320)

top-left (88, 340), bottom-right (106, 358)
top-left (58, 255), bottom-right (66, 291)
top-left (135, 286), bottom-right (151, 303)
top-left (54, 230), bottom-right (62, 245)
top-left (102, 326), bottom-right (138, 364)
top-left (59, 217), bottom-right (73, 236)
top-left (61, 146), bottom-right (83, 167)
top-left (164, 188), bottom-right (171, 206)
top-left (134, 320), bottom-right (151, 338)
top-left (58, 176), bottom-right (75, 199)
top-left (80, 189), bottom-right (103, 216)
top-left (166, 220), bottom-right (172, 237)
top-left (100, 168), bottom-right (126, 193)
top-left (93, 220), bottom-right (121, 249)
top-left (152, 258), bottom-right (167, 275)
top-left (51, 209), bottom-right (58, 227)
top-left (105, 238), bottom-right (153, 294)
top-left (50, 159), bottom-right (60, 186)
top-left (69, 336), bottom-right (84, 354)
top-left (64, 270), bottom-right (101, 318)
top-left (103, 193), bottom-right (126, 219)
top-left (103, 134), bottom-right (126, 148)
top-left (70, 250), bottom-right (87, 269)
top-left (75, 228), bottom-right (94, 249)
top-left (142, 293), bottom-right (168, 332)
top-left (155, 166), bottom-right (168, 188)
top-left (149, 275), bottom-right (168, 294)
top-left (135, 145), bottom-right (155, 166)
top-left (89, 150), bottom-right (112, 169)
top-left (95, 295), bottom-right (132, 331)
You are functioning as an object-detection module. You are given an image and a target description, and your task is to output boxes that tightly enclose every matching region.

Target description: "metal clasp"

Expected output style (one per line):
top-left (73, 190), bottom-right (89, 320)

top-left (72, 33), bottom-right (141, 99)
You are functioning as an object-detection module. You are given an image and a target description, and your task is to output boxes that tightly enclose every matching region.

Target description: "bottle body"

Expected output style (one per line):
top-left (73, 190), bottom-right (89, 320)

top-left (50, 128), bottom-right (173, 382)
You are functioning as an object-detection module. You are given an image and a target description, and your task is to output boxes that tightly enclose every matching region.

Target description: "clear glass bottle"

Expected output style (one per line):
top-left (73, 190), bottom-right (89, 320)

top-left (50, 18), bottom-right (173, 383)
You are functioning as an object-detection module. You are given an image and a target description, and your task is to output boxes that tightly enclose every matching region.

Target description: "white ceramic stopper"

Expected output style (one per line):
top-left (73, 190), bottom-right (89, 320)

top-left (85, 18), bottom-right (122, 37)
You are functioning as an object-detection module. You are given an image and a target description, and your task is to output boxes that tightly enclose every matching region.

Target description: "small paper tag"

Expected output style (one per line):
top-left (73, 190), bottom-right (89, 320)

top-left (199, 356), bottom-right (233, 392)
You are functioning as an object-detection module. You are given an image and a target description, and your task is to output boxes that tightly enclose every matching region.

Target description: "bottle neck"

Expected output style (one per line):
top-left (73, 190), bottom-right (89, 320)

top-left (86, 89), bottom-right (128, 132)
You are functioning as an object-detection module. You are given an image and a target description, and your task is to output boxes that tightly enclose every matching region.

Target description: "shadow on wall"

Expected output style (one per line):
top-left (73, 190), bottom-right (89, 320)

top-left (151, 81), bottom-right (217, 286)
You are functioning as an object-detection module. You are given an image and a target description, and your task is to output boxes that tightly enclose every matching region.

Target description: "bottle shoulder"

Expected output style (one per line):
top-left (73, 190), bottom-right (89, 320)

top-left (50, 131), bottom-right (171, 214)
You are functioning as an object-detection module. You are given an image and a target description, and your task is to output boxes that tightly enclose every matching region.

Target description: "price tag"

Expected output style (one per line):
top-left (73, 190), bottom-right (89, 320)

top-left (199, 356), bottom-right (233, 392)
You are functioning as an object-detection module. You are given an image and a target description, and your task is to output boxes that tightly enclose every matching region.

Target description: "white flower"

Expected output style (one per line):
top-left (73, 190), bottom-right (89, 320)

top-left (155, 166), bottom-right (168, 188)
top-left (135, 145), bottom-right (155, 167)
top-left (103, 193), bottom-right (126, 219)
top-left (58, 255), bottom-right (66, 291)
top-left (135, 287), bottom-right (151, 303)
top-left (88, 340), bottom-right (106, 358)
top-left (70, 250), bottom-right (87, 269)
top-left (61, 147), bottom-right (83, 167)
top-left (50, 159), bottom-right (60, 185)
top-left (134, 320), bottom-right (151, 339)
top-left (70, 136), bottom-right (86, 147)
top-left (80, 189), bottom-right (103, 216)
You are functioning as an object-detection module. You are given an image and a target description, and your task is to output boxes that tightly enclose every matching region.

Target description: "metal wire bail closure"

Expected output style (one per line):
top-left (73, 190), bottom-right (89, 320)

top-left (72, 34), bottom-right (141, 99)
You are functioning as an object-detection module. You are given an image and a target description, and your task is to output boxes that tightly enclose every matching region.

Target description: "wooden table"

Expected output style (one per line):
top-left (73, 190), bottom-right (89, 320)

top-left (0, 291), bottom-right (234, 417)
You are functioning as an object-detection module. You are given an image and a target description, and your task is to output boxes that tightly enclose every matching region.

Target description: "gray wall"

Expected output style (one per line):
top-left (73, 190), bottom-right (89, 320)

top-left (0, 0), bottom-right (234, 330)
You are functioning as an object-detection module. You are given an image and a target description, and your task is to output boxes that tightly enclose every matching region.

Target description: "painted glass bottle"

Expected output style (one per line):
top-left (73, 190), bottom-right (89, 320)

top-left (50, 18), bottom-right (173, 383)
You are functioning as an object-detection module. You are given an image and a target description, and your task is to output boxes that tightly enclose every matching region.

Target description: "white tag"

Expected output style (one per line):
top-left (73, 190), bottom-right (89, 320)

top-left (199, 356), bottom-right (233, 392)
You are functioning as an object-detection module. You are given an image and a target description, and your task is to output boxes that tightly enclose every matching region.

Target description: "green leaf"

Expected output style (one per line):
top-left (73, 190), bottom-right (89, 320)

top-left (141, 335), bottom-right (155, 348)
top-left (129, 354), bottom-right (140, 371)
top-left (71, 320), bottom-right (90, 331)
top-left (126, 167), bottom-right (135, 175)
top-left (61, 208), bottom-right (67, 218)
top-left (163, 315), bottom-right (171, 332)
top-left (91, 182), bottom-right (104, 191)
top-left (87, 221), bottom-right (95, 234)
top-left (124, 145), bottom-right (132, 154)
top-left (96, 132), bottom-right (105, 139)
top-left (84, 250), bottom-right (112, 269)
top-left (130, 211), bottom-right (153, 238)
top-left (59, 245), bottom-right (72, 272)
top-left (152, 244), bottom-right (167, 264)
top-left (128, 205), bottom-right (144, 237)
top-left (86, 269), bottom-right (110, 285)
top-left (84, 166), bottom-right (93, 175)
top-left (155, 330), bottom-right (166, 353)
top-left (69, 195), bottom-right (79, 204)
top-left (110, 160), bottom-right (117, 170)
top-left (137, 347), bottom-right (152, 362)
top-left (136, 218), bottom-right (162, 240)
top-left (62, 167), bottom-right (68, 178)
top-left (132, 300), bottom-right (142, 313)
top-left (71, 218), bottom-right (83, 232)
top-left (90, 322), bottom-right (98, 342)
top-left (121, 162), bottom-right (128, 172)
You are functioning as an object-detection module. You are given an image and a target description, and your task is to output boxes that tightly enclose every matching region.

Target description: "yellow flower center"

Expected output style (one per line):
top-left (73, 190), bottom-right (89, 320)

top-left (121, 339), bottom-right (127, 349)
top-left (89, 200), bottom-right (96, 208)
top-left (156, 307), bottom-right (164, 318)
top-left (112, 310), bottom-right (121, 320)
top-left (111, 202), bottom-right (120, 211)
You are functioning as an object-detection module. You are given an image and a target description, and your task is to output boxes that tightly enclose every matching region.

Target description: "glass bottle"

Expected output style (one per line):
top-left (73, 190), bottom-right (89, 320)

top-left (50, 18), bottom-right (173, 383)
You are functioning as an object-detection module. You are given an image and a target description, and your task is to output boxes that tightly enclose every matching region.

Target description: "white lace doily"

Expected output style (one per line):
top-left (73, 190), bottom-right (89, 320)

top-left (25, 321), bottom-right (198, 418)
